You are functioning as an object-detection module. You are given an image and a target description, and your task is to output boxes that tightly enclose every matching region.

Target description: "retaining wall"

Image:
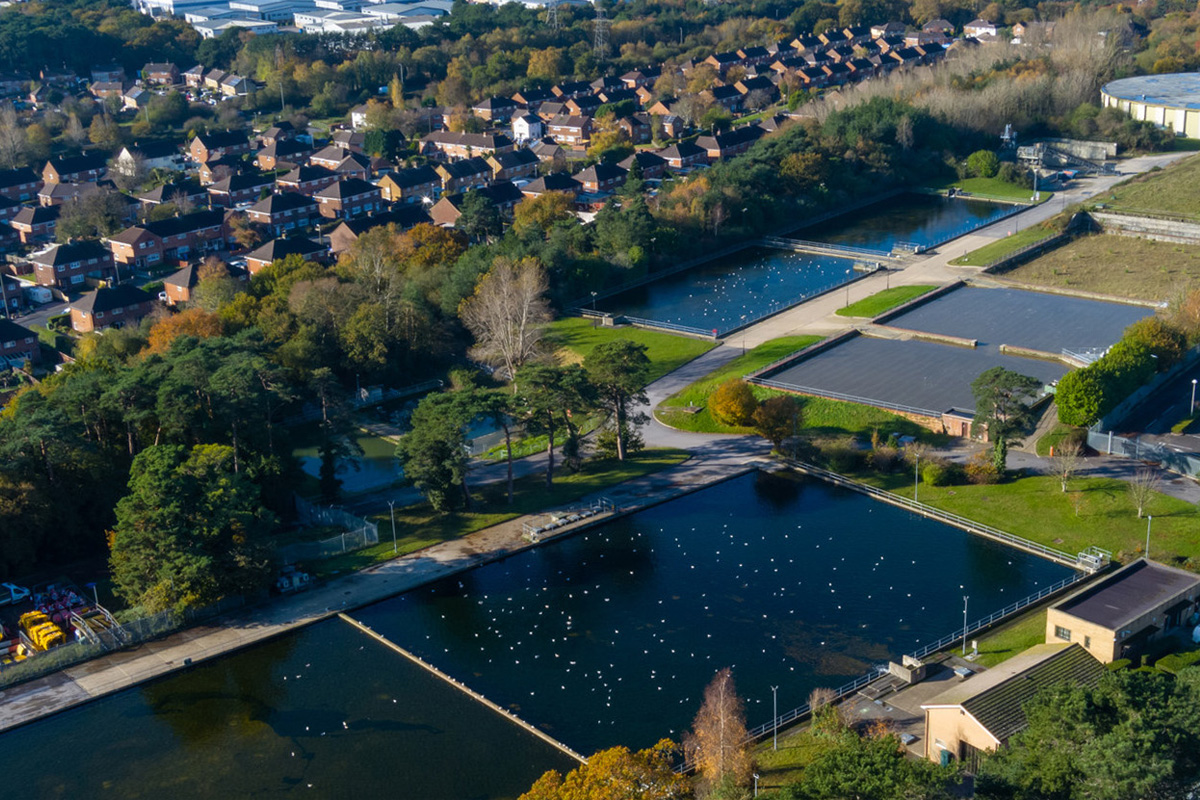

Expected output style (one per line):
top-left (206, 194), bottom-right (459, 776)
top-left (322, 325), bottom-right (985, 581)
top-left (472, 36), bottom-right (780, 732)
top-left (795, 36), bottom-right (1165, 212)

top-left (1091, 211), bottom-right (1200, 245)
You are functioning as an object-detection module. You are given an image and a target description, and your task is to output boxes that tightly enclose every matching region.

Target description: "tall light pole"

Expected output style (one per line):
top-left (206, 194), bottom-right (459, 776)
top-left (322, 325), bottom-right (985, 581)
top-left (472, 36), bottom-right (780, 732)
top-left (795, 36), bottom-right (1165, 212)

top-left (752, 773), bottom-right (760, 798)
top-left (914, 450), bottom-right (920, 502)
top-left (771, 685), bottom-right (779, 751)
top-left (1146, 515), bottom-right (1152, 560)
top-left (1191, 378), bottom-right (1197, 414)
top-left (388, 499), bottom-right (398, 554)
top-left (740, 315), bottom-right (747, 353)
top-left (961, 595), bottom-right (969, 656)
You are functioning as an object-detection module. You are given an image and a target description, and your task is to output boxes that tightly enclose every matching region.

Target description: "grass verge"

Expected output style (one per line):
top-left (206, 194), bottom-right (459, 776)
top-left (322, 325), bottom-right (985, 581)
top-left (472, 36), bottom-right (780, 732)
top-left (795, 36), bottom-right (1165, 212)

top-left (949, 226), bottom-right (1056, 267)
top-left (957, 608), bottom-right (1049, 668)
top-left (752, 727), bottom-right (836, 791)
top-left (1095, 153), bottom-right (1200, 219)
top-left (835, 285), bottom-right (937, 318)
top-left (305, 448), bottom-right (690, 576)
top-left (546, 317), bottom-right (715, 383)
top-left (1035, 422), bottom-right (1083, 457)
top-left (927, 176), bottom-right (1050, 203)
top-left (999, 233), bottom-right (1200, 302)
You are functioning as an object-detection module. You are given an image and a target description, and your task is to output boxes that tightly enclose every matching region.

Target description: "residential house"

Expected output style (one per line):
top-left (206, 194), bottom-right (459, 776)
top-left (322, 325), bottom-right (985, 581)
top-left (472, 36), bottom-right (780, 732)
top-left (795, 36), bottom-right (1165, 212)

top-left (1046, 559), bottom-right (1200, 664)
top-left (349, 103), bottom-right (371, 129)
top-left (656, 141), bottom-right (707, 171)
top-left (136, 181), bottom-right (206, 208)
top-left (309, 145), bottom-right (357, 170)
top-left (69, 285), bottom-right (156, 333)
top-left (703, 51), bottom-right (743, 77)
top-left (39, 181), bottom-right (104, 208)
top-left (472, 96), bottom-right (517, 123)
top-left (28, 240), bottom-right (115, 291)
top-left (10, 205), bottom-right (59, 245)
top-left (1012, 21), bottom-right (1054, 43)
top-left (512, 113), bottom-right (545, 143)
top-left (590, 76), bottom-right (625, 94)
top-left (434, 157), bottom-right (492, 193)
top-left (487, 149), bottom-right (539, 183)
top-left (107, 209), bottom-right (229, 271)
top-left (551, 80), bottom-right (592, 99)
top-left (620, 66), bottom-right (661, 90)
top-left (616, 116), bottom-right (652, 145)
top-left (142, 62), bottom-right (180, 85)
top-left (327, 206), bottom-right (431, 255)
top-left (207, 172), bottom-right (274, 207)
top-left (378, 165), bottom-right (440, 204)
top-left (115, 141), bottom-right (185, 179)
top-left (633, 86), bottom-right (656, 107)
top-left (565, 94), bottom-right (602, 117)
top-left (921, 644), bottom-right (1104, 770)
top-left (821, 62), bottom-right (852, 85)
top-left (656, 114), bottom-right (686, 140)
top-left (964, 18), bottom-right (998, 38)
top-left (923, 19), bottom-right (953, 35)
top-left (329, 153), bottom-right (371, 182)
top-left (546, 115), bottom-right (592, 148)
top-left (91, 63), bottom-right (125, 84)
top-left (596, 87), bottom-right (637, 106)
top-left (735, 75), bottom-right (780, 105)
top-left (255, 138), bottom-right (312, 170)
top-left (695, 125), bottom-right (765, 162)
top-left (736, 46), bottom-right (772, 68)
top-left (757, 114), bottom-right (792, 133)
top-left (90, 81), bottom-right (129, 100)
top-left (840, 25), bottom-right (872, 45)
top-left (429, 181), bottom-right (523, 227)
top-left (331, 129), bottom-right (369, 153)
top-left (259, 121), bottom-right (294, 146)
top-left (520, 173), bottom-right (582, 199)
top-left (43, 154), bottom-right (107, 185)
top-left (183, 64), bottom-right (206, 87)
top-left (312, 177), bottom-right (383, 220)
top-left (0, 275), bottom-right (23, 317)
top-left (870, 21), bottom-right (906, 38)
top-left (203, 68), bottom-right (227, 91)
top-left (791, 34), bottom-right (824, 52)
top-left (617, 150), bottom-right (666, 181)
top-left (161, 260), bottom-right (248, 305)
top-left (703, 85), bottom-right (743, 113)
top-left (575, 162), bottom-right (627, 194)
top-left (537, 101), bottom-right (569, 121)
top-left (198, 157), bottom-right (242, 186)
top-left (0, 195), bottom-right (21, 224)
top-left (0, 318), bottom-right (39, 367)
top-left (529, 138), bottom-right (564, 163)
top-left (511, 87), bottom-right (555, 111)
top-left (245, 191), bottom-right (319, 236)
top-left (419, 131), bottom-right (515, 160)
top-left (0, 167), bottom-right (41, 202)
top-left (122, 87), bottom-right (150, 111)
top-left (188, 130), bottom-right (252, 164)
top-left (276, 164), bottom-right (339, 195)
top-left (244, 236), bottom-right (327, 273)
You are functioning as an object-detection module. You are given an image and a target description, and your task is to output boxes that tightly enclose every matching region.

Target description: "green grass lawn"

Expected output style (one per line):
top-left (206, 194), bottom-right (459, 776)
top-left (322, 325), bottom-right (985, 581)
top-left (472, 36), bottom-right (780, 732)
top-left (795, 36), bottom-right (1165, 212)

top-left (928, 176), bottom-right (1051, 203)
top-left (835, 285), bottom-right (937, 318)
top-left (546, 317), bottom-right (715, 383)
top-left (305, 448), bottom-right (690, 576)
top-left (752, 726), bottom-right (835, 792)
top-left (949, 226), bottom-right (1057, 267)
top-left (959, 608), bottom-right (1049, 668)
top-left (852, 470), bottom-right (1200, 564)
top-left (1097, 154), bottom-right (1200, 219)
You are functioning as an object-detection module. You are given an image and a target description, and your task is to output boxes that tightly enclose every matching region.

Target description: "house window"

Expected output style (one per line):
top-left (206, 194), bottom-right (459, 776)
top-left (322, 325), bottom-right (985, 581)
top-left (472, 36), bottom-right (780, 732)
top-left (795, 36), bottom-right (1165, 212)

top-left (56, 265), bottom-right (64, 272)
top-left (71, 275), bottom-right (84, 285)
top-left (96, 311), bottom-right (104, 318)
top-left (1054, 626), bottom-right (1072, 642)
top-left (3, 341), bottom-right (13, 348)
top-left (1084, 635), bottom-right (1091, 648)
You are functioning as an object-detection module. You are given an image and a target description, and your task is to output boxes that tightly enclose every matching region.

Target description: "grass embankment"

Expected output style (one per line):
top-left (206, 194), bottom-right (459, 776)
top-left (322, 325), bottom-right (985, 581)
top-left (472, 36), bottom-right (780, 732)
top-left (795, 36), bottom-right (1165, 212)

top-left (851, 469), bottom-right (1199, 564)
top-left (929, 176), bottom-right (1051, 203)
top-left (752, 728), bottom-right (836, 792)
top-left (1000, 233), bottom-right (1200, 302)
top-left (959, 609), bottom-right (1050, 668)
top-left (545, 317), bottom-right (715, 383)
top-left (1097, 154), bottom-right (1200, 219)
top-left (1035, 422), bottom-right (1083, 457)
top-left (655, 336), bottom-right (933, 440)
top-left (835, 285), bottom-right (937, 318)
top-left (307, 448), bottom-right (690, 576)
top-left (949, 226), bottom-right (1057, 267)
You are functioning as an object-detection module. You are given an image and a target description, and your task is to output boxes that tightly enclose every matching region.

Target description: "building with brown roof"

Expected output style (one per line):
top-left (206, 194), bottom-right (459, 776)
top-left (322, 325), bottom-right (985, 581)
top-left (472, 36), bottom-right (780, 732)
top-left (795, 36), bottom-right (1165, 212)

top-left (28, 240), bottom-right (115, 290)
top-left (107, 209), bottom-right (229, 271)
top-left (312, 178), bottom-right (383, 220)
top-left (69, 285), bottom-right (156, 333)
top-left (0, 317), bottom-right (40, 367)
top-left (161, 260), bottom-right (248, 305)
top-left (246, 191), bottom-right (319, 236)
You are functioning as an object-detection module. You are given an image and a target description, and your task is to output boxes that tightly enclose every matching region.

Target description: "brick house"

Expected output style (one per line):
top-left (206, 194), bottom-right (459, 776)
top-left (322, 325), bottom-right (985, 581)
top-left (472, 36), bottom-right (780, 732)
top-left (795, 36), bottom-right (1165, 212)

top-left (136, 181), bottom-right (206, 209)
top-left (69, 285), bottom-right (156, 333)
top-left (115, 141), bottom-right (186, 177)
top-left (188, 130), bottom-right (252, 164)
top-left (276, 165), bottom-right (339, 195)
top-left (656, 141), bottom-right (707, 170)
top-left (377, 165), bottom-right (440, 204)
top-left (418, 131), bottom-right (514, 161)
top-left (259, 121), bottom-right (294, 147)
top-left (0, 318), bottom-right (40, 367)
top-left (471, 96), bottom-right (517, 123)
top-left (551, 80), bottom-right (592, 99)
top-left (737, 46), bottom-right (772, 67)
top-left (546, 115), bottom-right (592, 147)
top-left (255, 139), bottom-right (313, 170)
top-left (312, 178), bottom-right (383, 220)
top-left (616, 115), bottom-right (652, 145)
top-left (695, 124), bottom-right (765, 162)
top-left (207, 172), bottom-right (274, 208)
top-left (434, 157), bottom-right (492, 193)
top-left (11, 205), bottom-right (59, 245)
top-left (309, 145), bottom-right (357, 171)
top-left (43, 153), bottom-right (107, 185)
top-left (246, 191), bottom-right (319, 236)
top-left (735, 75), bottom-right (780, 105)
top-left (620, 66), bottom-right (661, 90)
top-left (327, 206), bottom-right (432, 255)
top-left (565, 94), bottom-right (602, 117)
top-left (198, 158), bottom-right (242, 187)
top-left (161, 260), bottom-right (248, 305)
top-left (429, 181), bottom-right (523, 227)
top-left (141, 62), bottom-right (180, 85)
top-left (617, 150), bottom-right (666, 181)
top-left (0, 167), bottom-right (42, 202)
top-left (107, 210), bottom-right (229, 271)
top-left (702, 85), bottom-right (744, 114)
top-left (575, 162), bottom-right (627, 193)
top-left (244, 236), bottom-right (327, 273)
top-left (520, 173), bottom-right (582, 199)
top-left (183, 65), bottom-right (205, 88)
top-left (511, 87), bottom-right (554, 111)
top-left (487, 149), bottom-right (539, 182)
top-left (703, 51), bottom-right (743, 76)
top-left (329, 153), bottom-right (371, 182)
top-left (91, 63), bottom-right (126, 84)
top-left (28, 240), bottom-right (115, 290)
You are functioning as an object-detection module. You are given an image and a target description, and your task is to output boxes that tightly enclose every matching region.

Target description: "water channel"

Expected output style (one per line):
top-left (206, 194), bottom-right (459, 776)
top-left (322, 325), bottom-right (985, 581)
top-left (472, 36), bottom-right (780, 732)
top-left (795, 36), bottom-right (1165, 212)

top-left (598, 193), bottom-right (1015, 333)
top-left (0, 471), bottom-right (1073, 795)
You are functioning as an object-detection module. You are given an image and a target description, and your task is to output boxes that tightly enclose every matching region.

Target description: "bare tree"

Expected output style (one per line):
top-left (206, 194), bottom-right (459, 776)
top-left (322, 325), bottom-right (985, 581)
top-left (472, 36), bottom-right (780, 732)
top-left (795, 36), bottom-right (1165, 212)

top-left (685, 668), bottom-right (752, 795)
top-left (459, 256), bottom-right (551, 384)
top-left (1128, 466), bottom-right (1160, 519)
top-left (65, 113), bottom-right (88, 150)
top-left (0, 104), bottom-right (25, 170)
top-left (1050, 439), bottom-right (1083, 493)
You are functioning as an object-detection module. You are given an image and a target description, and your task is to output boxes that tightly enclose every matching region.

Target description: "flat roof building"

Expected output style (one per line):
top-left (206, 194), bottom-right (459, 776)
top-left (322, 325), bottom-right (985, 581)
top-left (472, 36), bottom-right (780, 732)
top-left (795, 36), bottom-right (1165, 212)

top-left (1102, 73), bottom-right (1200, 138)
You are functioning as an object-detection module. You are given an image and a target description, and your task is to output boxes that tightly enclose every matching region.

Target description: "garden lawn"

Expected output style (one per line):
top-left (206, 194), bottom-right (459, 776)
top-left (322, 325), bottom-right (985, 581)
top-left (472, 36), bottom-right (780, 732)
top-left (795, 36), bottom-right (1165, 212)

top-left (955, 608), bottom-right (1049, 668)
top-left (546, 317), bottom-right (714, 383)
top-left (305, 448), bottom-right (690, 576)
top-left (928, 176), bottom-right (1050, 203)
top-left (835, 285), bottom-right (937, 318)
top-left (752, 725), bottom-right (837, 791)
top-left (999, 233), bottom-right (1200, 301)
top-left (949, 226), bottom-right (1057, 267)
top-left (1098, 154), bottom-right (1200, 219)
top-left (1035, 422), bottom-right (1083, 456)
top-left (854, 470), bottom-right (1200, 564)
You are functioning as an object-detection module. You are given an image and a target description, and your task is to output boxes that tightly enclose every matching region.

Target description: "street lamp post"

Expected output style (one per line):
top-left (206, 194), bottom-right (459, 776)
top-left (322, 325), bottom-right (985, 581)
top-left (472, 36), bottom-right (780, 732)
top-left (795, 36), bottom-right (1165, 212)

top-left (1146, 514), bottom-right (1152, 559)
top-left (753, 773), bottom-right (760, 798)
top-left (961, 596), bottom-right (969, 656)
top-left (1191, 378), bottom-right (1197, 414)
top-left (740, 315), bottom-right (747, 353)
top-left (591, 291), bottom-right (598, 327)
top-left (771, 685), bottom-right (779, 751)
top-left (388, 500), bottom-right (398, 554)
top-left (914, 451), bottom-right (920, 502)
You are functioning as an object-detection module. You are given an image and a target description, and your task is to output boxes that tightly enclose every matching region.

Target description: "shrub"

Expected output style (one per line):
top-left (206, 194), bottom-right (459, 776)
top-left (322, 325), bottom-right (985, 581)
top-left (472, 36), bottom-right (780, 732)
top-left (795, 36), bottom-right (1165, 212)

top-left (965, 450), bottom-right (1001, 484)
top-left (966, 149), bottom-right (1000, 178)
top-left (1124, 317), bottom-right (1186, 369)
top-left (709, 379), bottom-right (759, 426)
top-left (751, 395), bottom-right (800, 449)
top-left (595, 422), bottom-right (644, 459)
top-left (1153, 650), bottom-right (1200, 675)
top-left (921, 459), bottom-right (960, 486)
top-left (997, 161), bottom-right (1032, 188)
top-left (821, 437), bottom-right (864, 472)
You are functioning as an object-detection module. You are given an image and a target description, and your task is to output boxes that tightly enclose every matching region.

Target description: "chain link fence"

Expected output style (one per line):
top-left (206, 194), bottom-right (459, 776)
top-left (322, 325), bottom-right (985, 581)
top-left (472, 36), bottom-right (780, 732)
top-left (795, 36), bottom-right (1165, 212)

top-left (280, 495), bottom-right (380, 564)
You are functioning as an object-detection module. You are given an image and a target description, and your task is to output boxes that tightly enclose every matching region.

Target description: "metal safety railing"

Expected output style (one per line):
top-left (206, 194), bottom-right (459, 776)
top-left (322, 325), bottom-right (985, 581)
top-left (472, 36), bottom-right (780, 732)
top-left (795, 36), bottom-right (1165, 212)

top-left (751, 378), bottom-right (943, 418)
top-left (759, 236), bottom-right (894, 261)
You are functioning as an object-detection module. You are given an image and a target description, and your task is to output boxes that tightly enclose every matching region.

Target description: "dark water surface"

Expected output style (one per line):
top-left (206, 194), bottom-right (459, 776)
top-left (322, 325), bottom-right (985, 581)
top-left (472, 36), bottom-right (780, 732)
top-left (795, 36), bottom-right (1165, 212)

top-left (356, 471), bottom-right (1072, 754)
top-left (0, 621), bottom-right (575, 799)
top-left (599, 194), bottom-right (1012, 333)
